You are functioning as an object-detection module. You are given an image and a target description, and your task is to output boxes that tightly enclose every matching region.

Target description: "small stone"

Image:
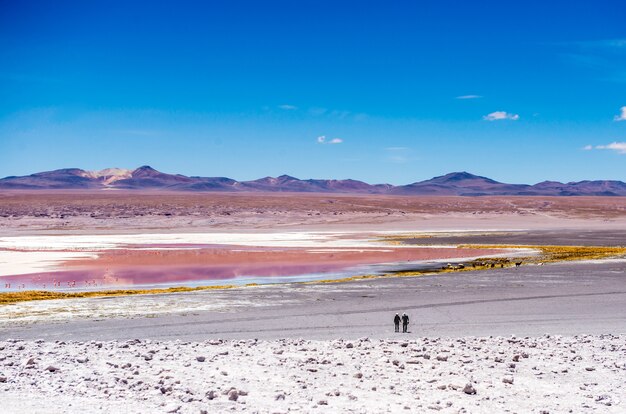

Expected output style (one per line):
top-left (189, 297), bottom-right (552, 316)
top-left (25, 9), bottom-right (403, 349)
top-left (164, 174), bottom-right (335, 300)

top-left (196, 356), bottom-right (206, 362)
top-left (462, 383), bottom-right (477, 395)
top-left (163, 403), bottom-right (180, 413)
top-left (354, 372), bottom-right (363, 378)
top-left (585, 367), bottom-right (595, 372)
top-left (436, 355), bottom-right (448, 362)
top-left (206, 390), bottom-right (218, 400)
top-left (46, 365), bottom-right (59, 372)
top-left (228, 389), bottom-right (239, 401)
top-left (502, 376), bottom-right (514, 384)
top-left (318, 400), bottom-right (328, 406)
top-left (275, 393), bottom-right (286, 400)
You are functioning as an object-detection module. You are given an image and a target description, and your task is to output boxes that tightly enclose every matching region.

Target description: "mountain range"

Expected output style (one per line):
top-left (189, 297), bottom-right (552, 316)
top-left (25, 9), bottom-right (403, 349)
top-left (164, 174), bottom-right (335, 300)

top-left (0, 166), bottom-right (625, 196)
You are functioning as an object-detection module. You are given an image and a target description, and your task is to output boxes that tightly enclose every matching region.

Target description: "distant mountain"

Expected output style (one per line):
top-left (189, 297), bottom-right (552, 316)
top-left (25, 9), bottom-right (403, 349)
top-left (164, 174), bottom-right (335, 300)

top-left (0, 167), bottom-right (624, 196)
top-left (390, 172), bottom-right (533, 196)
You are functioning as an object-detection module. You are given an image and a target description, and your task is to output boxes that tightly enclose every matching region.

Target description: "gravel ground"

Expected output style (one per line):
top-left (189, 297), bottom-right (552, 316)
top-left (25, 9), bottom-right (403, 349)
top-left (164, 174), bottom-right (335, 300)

top-left (1, 335), bottom-right (625, 413)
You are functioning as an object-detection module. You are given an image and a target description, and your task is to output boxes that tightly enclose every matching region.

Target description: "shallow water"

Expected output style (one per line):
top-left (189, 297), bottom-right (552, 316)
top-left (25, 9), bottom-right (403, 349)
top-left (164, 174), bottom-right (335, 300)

top-left (0, 231), bottom-right (505, 292)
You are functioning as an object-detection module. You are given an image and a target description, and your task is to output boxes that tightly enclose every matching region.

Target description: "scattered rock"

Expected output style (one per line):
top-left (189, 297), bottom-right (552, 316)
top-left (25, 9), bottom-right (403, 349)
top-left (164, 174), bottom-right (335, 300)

top-left (163, 403), bottom-right (180, 413)
top-left (196, 356), bottom-right (206, 362)
top-left (462, 383), bottom-right (477, 395)
top-left (503, 376), bottom-right (514, 384)
top-left (228, 389), bottom-right (239, 401)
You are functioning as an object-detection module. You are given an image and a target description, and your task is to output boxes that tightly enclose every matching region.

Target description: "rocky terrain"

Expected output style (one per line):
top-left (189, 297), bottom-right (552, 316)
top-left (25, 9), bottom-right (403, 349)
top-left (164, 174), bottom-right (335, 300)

top-left (0, 335), bottom-right (624, 413)
top-left (1, 192), bottom-right (625, 235)
top-left (1, 166), bottom-right (625, 196)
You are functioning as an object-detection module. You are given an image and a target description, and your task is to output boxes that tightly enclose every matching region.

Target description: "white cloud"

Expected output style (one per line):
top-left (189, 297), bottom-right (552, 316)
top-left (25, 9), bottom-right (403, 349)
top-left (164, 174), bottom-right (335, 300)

top-left (278, 104), bottom-right (297, 110)
top-left (594, 142), bottom-right (626, 154)
top-left (456, 95), bottom-right (482, 100)
top-left (613, 106), bottom-right (626, 121)
top-left (483, 111), bottom-right (520, 121)
top-left (317, 136), bottom-right (343, 144)
top-left (583, 145), bottom-right (594, 150)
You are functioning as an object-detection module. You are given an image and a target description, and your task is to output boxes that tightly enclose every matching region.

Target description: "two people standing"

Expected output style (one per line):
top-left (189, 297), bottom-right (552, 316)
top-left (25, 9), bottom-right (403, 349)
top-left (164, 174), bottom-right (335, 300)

top-left (394, 312), bottom-right (409, 333)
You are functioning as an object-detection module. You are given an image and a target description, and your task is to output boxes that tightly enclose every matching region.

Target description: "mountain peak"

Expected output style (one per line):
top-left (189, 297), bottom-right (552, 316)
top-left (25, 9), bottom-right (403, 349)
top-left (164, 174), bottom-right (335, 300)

top-left (134, 165), bottom-right (157, 172)
top-left (432, 171), bottom-right (499, 184)
top-left (277, 174), bottom-right (298, 181)
top-left (131, 165), bottom-right (162, 178)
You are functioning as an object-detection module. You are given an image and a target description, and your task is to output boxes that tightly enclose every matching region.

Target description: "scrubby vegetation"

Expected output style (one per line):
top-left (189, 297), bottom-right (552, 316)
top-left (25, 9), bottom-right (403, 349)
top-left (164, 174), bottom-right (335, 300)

top-left (0, 285), bottom-right (238, 305)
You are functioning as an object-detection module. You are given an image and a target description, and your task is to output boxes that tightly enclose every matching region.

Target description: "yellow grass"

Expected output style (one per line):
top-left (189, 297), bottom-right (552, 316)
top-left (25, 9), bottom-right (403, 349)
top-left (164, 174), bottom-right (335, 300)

top-left (458, 244), bottom-right (626, 263)
top-left (0, 285), bottom-right (236, 305)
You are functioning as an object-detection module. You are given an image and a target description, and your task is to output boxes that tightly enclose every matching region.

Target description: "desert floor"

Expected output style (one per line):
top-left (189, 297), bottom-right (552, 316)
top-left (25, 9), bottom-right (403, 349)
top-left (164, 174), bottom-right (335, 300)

top-left (0, 193), bottom-right (625, 413)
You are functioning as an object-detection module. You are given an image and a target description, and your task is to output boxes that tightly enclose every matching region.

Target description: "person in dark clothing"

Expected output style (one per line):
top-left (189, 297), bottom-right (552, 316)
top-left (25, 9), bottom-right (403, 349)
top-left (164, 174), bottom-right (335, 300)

top-left (401, 313), bottom-right (409, 333)
top-left (394, 313), bottom-right (401, 333)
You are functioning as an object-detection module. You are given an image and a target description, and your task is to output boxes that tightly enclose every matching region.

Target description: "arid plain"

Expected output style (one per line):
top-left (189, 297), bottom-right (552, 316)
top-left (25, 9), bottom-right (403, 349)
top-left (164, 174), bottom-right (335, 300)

top-left (1, 192), bottom-right (626, 413)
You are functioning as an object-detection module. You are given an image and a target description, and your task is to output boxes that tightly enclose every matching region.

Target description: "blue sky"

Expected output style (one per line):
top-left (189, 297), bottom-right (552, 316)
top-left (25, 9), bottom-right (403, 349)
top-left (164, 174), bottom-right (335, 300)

top-left (1, 0), bottom-right (625, 184)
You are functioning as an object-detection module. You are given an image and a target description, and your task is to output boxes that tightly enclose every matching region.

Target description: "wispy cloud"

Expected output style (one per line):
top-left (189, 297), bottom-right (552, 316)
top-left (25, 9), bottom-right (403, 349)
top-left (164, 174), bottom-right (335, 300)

top-left (308, 107), bottom-right (367, 121)
top-left (317, 136), bottom-right (343, 145)
top-left (483, 111), bottom-right (519, 121)
top-left (309, 107), bottom-right (328, 116)
top-left (593, 142), bottom-right (626, 154)
top-left (556, 38), bottom-right (626, 83)
top-left (455, 95), bottom-right (482, 100)
top-left (568, 39), bottom-right (626, 51)
top-left (614, 106), bottom-right (626, 121)
top-left (384, 147), bottom-right (413, 163)
top-left (278, 104), bottom-right (298, 110)
top-left (585, 142), bottom-right (626, 154)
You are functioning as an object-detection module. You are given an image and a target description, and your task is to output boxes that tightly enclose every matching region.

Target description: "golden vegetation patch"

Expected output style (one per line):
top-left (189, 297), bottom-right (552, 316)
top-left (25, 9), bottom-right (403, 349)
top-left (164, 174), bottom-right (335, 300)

top-left (0, 285), bottom-right (236, 305)
top-left (458, 244), bottom-right (626, 263)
